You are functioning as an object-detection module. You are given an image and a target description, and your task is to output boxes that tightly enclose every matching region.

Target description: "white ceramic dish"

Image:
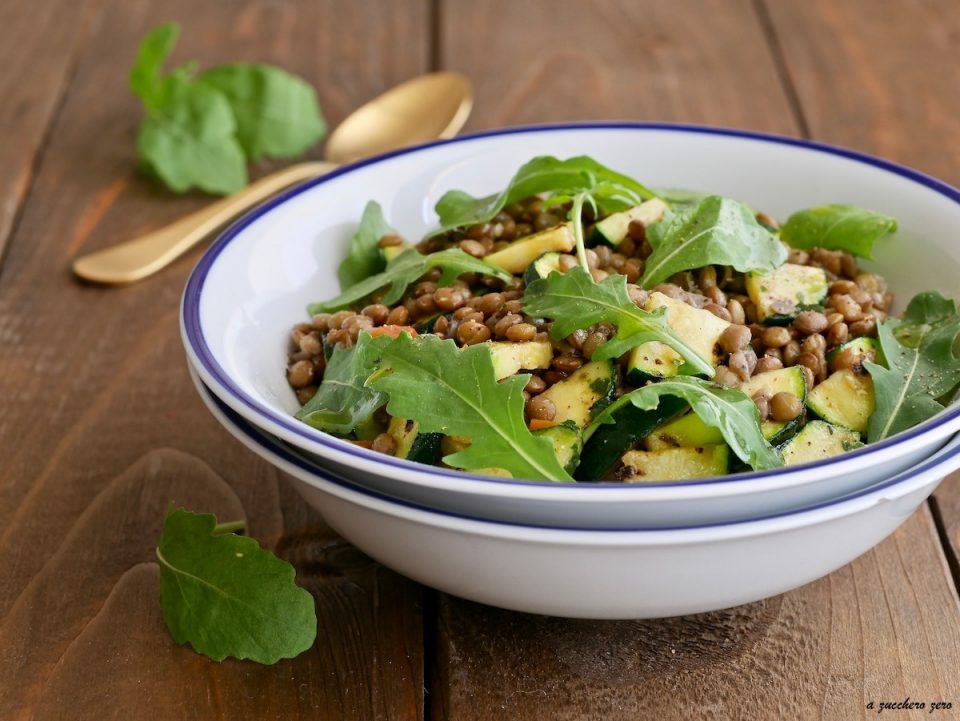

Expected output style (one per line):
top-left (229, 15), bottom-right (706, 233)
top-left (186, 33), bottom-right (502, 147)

top-left (182, 123), bottom-right (960, 529)
top-left (192, 368), bottom-right (960, 619)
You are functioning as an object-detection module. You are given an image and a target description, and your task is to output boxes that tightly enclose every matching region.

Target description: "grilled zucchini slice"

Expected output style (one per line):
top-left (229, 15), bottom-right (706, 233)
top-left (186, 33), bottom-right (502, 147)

top-left (644, 411), bottom-right (725, 451)
top-left (780, 420), bottom-right (862, 465)
top-left (591, 199), bottom-right (667, 247)
top-left (538, 360), bottom-right (618, 429)
top-left (387, 416), bottom-right (442, 465)
top-left (522, 251), bottom-right (564, 286)
top-left (806, 369), bottom-right (874, 433)
top-left (534, 421), bottom-right (583, 476)
top-left (487, 340), bottom-right (553, 380)
top-left (746, 263), bottom-right (828, 324)
top-left (620, 445), bottom-right (730, 482)
top-left (484, 223), bottom-right (575, 274)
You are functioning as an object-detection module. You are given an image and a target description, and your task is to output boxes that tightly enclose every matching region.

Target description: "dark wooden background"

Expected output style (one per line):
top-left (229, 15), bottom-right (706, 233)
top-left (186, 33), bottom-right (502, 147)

top-left (2, 1), bottom-right (960, 719)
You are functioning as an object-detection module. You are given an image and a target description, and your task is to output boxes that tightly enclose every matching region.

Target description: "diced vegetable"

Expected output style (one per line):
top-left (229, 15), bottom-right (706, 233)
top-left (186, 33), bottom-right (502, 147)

top-left (746, 263), bottom-right (828, 324)
top-left (827, 336), bottom-right (879, 371)
top-left (620, 445), bottom-right (730, 482)
top-left (538, 360), bottom-right (618, 429)
top-left (534, 421), bottom-right (583, 475)
top-left (522, 251), bottom-right (564, 286)
top-left (483, 223), bottom-right (575, 274)
top-left (387, 416), bottom-right (442, 464)
top-left (644, 411), bottom-right (724, 450)
top-left (575, 397), bottom-right (686, 481)
top-left (591, 199), bottom-right (667, 247)
top-left (780, 420), bottom-right (862, 465)
top-left (739, 366), bottom-right (807, 402)
top-left (626, 291), bottom-right (731, 381)
top-left (381, 243), bottom-right (409, 263)
top-left (488, 340), bottom-right (553, 380)
top-left (806, 369), bottom-right (875, 433)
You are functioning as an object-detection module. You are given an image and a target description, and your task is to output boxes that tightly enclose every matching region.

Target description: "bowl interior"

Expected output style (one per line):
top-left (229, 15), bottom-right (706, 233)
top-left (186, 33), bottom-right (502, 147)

top-left (188, 124), bottom-right (960, 472)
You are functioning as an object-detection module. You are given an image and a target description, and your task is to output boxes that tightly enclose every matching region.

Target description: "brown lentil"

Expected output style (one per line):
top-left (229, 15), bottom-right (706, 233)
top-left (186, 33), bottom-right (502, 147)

top-left (506, 322), bottom-right (537, 342)
top-left (295, 385), bottom-right (317, 405)
top-left (770, 392), bottom-right (803, 422)
top-left (552, 355), bottom-right (583, 373)
top-left (762, 326), bottom-right (791, 348)
top-left (526, 395), bottom-right (557, 421)
top-left (754, 355), bottom-right (783, 374)
top-left (378, 234), bottom-right (403, 248)
top-left (457, 320), bottom-right (491, 345)
top-left (719, 325), bottom-right (752, 354)
top-left (827, 322), bottom-right (849, 346)
top-left (797, 351), bottom-right (821, 376)
top-left (287, 359), bottom-right (315, 388)
top-left (849, 317), bottom-right (876, 337)
top-left (752, 392), bottom-right (771, 421)
top-left (794, 310), bottom-right (828, 335)
top-left (782, 340), bottom-right (801, 366)
top-left (726, 299), bottom-right (746, 325)
top-left (705, 302), bottom-right (732, 321)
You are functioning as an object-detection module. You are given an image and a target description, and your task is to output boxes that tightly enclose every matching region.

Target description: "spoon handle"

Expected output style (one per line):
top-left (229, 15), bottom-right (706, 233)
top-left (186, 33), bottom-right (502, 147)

top-left (72, 161), bottom-right (338, 285)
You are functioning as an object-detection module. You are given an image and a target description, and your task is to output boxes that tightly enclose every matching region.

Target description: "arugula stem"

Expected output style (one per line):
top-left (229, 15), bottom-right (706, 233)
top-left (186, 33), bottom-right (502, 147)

top-left (212, 520), bottom-right (246, 536)
top-left (570, 192), bottom-right (591, 271)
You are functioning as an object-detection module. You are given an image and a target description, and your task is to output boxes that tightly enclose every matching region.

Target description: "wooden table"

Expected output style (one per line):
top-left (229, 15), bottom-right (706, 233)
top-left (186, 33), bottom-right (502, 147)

top-left (2, 1), bottom-right (960, 718)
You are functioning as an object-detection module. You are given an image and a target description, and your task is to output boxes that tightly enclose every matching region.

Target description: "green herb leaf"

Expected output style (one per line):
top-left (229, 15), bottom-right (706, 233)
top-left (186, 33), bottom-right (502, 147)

top-left (780, 204), bottom-right (897, 258)
top-left (136, 72), bottom-right (248, 194)
top-left (157, 508), bottom-right (317, 664)
top-left (639, 196), bottom-right (787, 288)
top-left (433, 155), bottom-right (654, 234)
top-left (368, 333), bottom-right (574, 481)
top-left (308, 248), bottom-right (511, 314)
top-left (590, 376), bottom-right (782, 470)
top-left (198, 64), bottom-right (326, 162)
top-left (522, 267), bottom-right (714, 376)
top-left (129, 22), bottom-right (180, 107)
top-left (336, 201), bottom-right (396, 289)
top-left (865, 290), bottom-right (960, 442)
top-left (296, 332), bottom-right (392, 433)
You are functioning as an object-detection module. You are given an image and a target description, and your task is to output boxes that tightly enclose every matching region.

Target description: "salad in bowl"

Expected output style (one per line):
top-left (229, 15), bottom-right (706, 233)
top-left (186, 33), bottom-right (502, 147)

top-left (284, 155), bottom-right (960, 484)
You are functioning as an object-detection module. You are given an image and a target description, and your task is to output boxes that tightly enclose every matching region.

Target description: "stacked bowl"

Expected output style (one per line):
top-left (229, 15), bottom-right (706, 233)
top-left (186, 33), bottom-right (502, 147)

top-left (181, 123), bottom-right (960, 619)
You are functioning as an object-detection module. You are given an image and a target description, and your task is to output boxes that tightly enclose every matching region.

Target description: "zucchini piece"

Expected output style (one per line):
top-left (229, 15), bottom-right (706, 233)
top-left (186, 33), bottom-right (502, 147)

top-left (487, 340), bottom-right (553, 380)
top-left (534, 421), bottom-right (583, 475)
top-left (381, 244), bottom-right (409, 263)
top-left (483, 223), bottom-right (575, 274)
top-left (780, 420), bottom-right (862, 466)
top-left (827, 337), bottom-right (879, 372)
top-left (387, 416), bottom-right (442, 464)
top-left (806, 369), bottom-right (875, 433)
top-left (591, 199), bottom-right (667, 247)
top-left (644, 411), bottom-right (724, 450)
top-left (740, 367), bottom-right (809, 444)
top-left (761, 420), bottom-right (797, 445)
top-left (746, 263), bottom-right (828, 324)
top-left (575, 397), bottom-right (687, 481)
top-left (626, 292), bottom-right (731, 382)
top-left (522, 251), bottom-right (564, 286)
top-left (620, 445), bottom-right (730, 482)
top-left (538, 360), bottom-right (618, 429)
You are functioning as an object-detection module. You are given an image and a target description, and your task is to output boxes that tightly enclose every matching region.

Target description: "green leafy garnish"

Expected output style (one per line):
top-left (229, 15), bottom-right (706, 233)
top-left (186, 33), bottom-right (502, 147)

top-left (337, 201), bottom-right (396, 290)
top-left (157, 508), bottom-right (317, 664)
top-left (296, 333), bottom-right (392, 433)
top-left (780, 204), bottom-right (897, 258)
top-left (522, 267), bottom-right (714, 376)
top-left (639, 196), bottom-right (787, 288)
top-left (129, 23), bottom-right (326, 194)
top-left (309, 248), bottom-right (511, 314)
top-left (433, 155), bottom-right (653, 235)
top-left (368, 333), bottom-right (573, 481)
top-left (865, 290), bottom-right (960, 442)
top-left (589, 376), bottom-right (782, 470)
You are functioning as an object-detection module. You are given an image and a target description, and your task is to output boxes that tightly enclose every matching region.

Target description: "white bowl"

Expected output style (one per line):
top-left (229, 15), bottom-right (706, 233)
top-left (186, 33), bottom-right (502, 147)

top-left (182, 123), bottom-right (960, 529)
top-left (191, 368), bottom-right (960, 619)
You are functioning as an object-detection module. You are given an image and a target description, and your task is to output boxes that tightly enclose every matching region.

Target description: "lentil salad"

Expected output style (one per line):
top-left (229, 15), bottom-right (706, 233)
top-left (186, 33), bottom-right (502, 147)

top-left (284, 155), bottom-right (960, 483)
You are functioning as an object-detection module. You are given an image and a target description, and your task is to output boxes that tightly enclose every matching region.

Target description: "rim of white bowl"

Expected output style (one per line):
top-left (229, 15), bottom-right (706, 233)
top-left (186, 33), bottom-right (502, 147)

top-left (182, 122), bottom-right (960, 499)
top-left (194, 367), bottom-right (960, 541)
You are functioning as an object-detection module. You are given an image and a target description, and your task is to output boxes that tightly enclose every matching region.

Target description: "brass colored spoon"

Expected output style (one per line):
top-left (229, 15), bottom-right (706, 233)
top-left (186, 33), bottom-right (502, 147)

top-left (73, 72), bottom-right (473, 285)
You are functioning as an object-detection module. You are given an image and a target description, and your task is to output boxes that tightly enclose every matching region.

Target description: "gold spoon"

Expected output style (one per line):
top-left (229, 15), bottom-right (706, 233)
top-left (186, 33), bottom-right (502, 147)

top-left (73, 72), bottom-right (473, 285)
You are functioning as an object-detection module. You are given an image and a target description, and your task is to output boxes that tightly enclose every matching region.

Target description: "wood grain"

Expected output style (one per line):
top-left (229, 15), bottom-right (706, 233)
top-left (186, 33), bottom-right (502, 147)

top-left (433, 510), bottom-right (960, 721)
top-left (0, 0), bottom-right (429, 719)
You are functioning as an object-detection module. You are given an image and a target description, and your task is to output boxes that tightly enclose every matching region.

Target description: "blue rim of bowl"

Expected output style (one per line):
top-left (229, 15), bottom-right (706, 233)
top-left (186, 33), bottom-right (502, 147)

top-left (183, 121), bottom-right (960, 490)
top-left (204, 377), bottom-right (960, 532)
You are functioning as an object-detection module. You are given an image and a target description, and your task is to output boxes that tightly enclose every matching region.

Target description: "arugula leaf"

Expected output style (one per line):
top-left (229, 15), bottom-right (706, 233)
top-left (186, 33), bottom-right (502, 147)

top-left (368, 333), bottom-right (574, 481)
top-left (199, 64), bottom-right (326, 161)
top-left (296, 333), bottom-right (392, 433)
top-left (136, 71), bottom-right (248, 194)
top-left (780, 204), bottom-right (897, 258)
top-left (336, 201), bottom-right (395, 290)
top-left (433, 155), bottom-right (654, 234)
top-left (522, 267), bottom-right (714, 376)
top-left (865, 290), bottom-right (960, 442)
top-left (639, 196), bottom-right (787, 288)
top-left (589, 376), bottom-right (782, 470)
top-left (157, 508), bottom-right (317, 664)
top-left (308, 248), bottom-right (511, 314)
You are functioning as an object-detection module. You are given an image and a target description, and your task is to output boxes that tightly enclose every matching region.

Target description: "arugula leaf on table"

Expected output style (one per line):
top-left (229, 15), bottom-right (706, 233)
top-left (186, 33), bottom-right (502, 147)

top-left (865, 290), bottom-right (960, 442)
top-left (336, 201), bottom-right (397, 290)
top-left (308, 248), bottom-right (511, 314)
top-left (433, 155), bottom-right (654, 234)
top-left (522, 267), bottom-right (714, 376)
top-left (779, 204), bottom-right (897, 258)
top-left (129, 23), bottom-right (326, 194)
top-left (639, 196), bottom-right (787, 288)
top-left (296, 333), bottom-right (393, 434)
top-left (199, 64), bottom-right (326, 161)
top-left (589, 376), bottom-right (782, 470)
top-left (157, 508), bottom-right (317, 664)
top-left (367, 333), bottom-right (574, 481)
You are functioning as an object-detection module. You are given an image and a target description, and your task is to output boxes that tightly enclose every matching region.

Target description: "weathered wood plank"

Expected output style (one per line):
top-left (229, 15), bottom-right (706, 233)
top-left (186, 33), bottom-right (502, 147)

top-left (0, 0), bottom-right (429, 719)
